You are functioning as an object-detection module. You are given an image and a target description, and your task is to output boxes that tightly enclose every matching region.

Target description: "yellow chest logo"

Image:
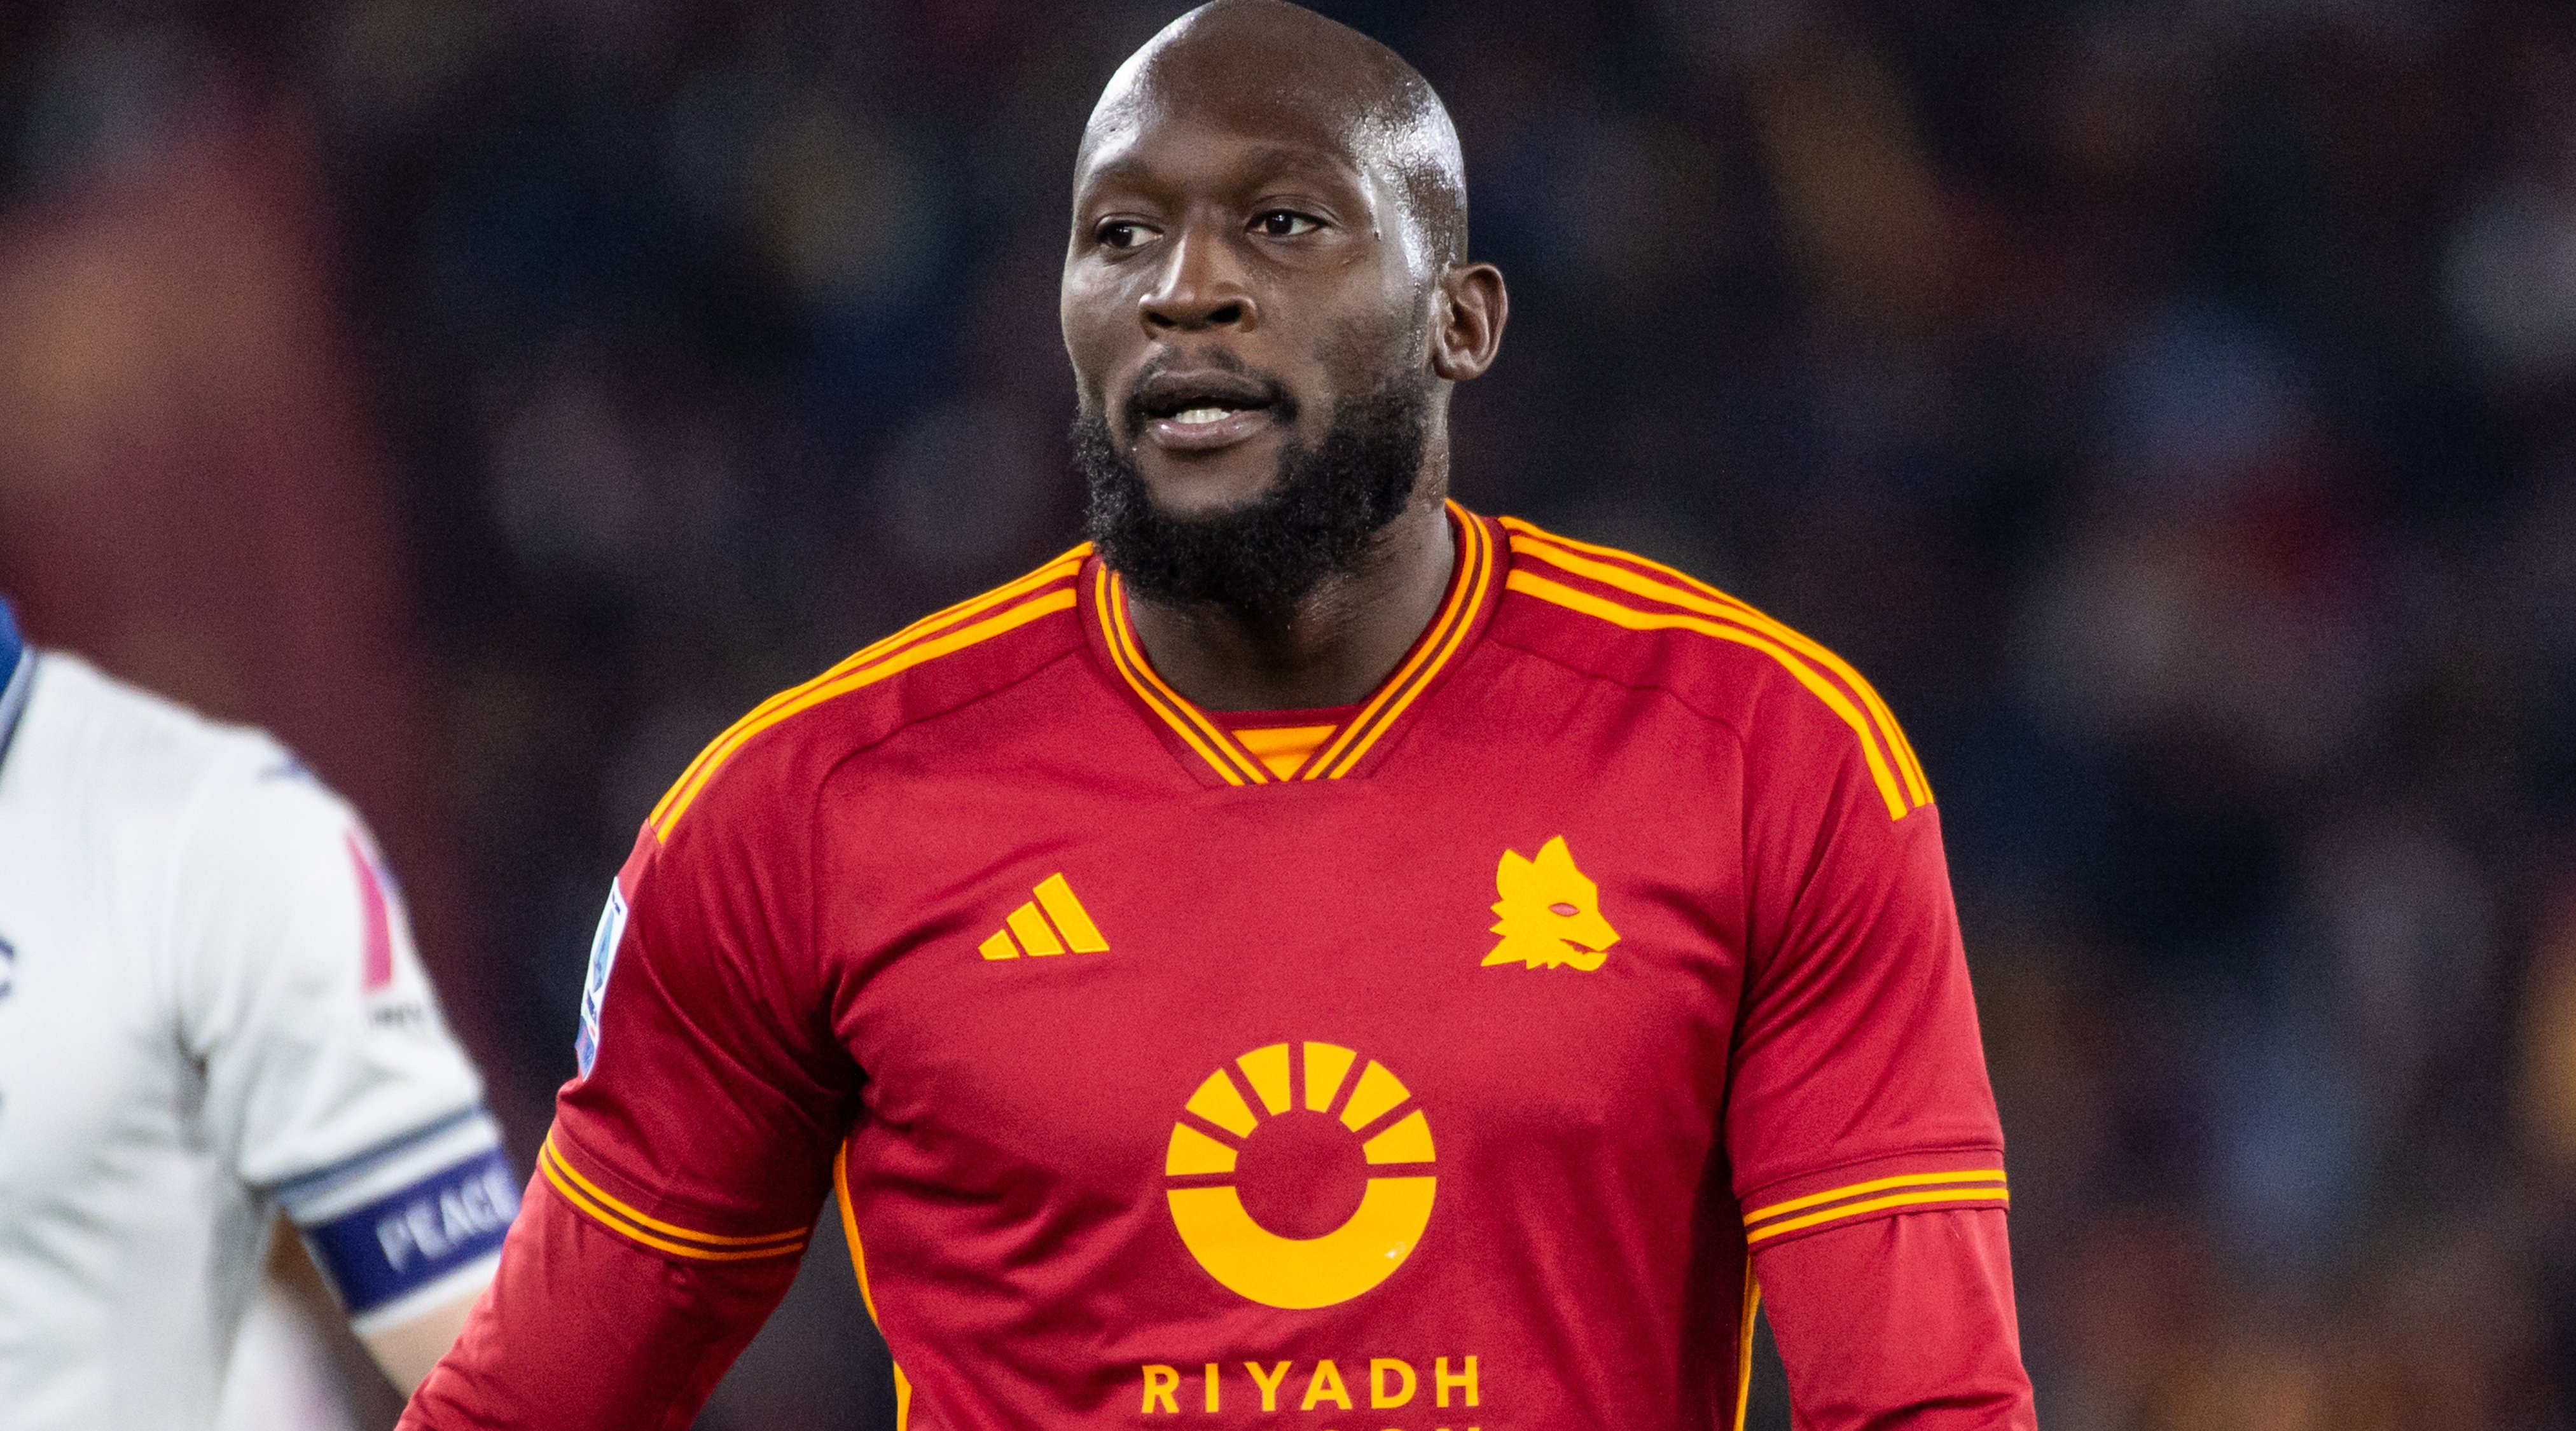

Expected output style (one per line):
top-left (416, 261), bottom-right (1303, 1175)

top-left (1163, 1042), bottom-right (1436, 1309)
top-left (1483, 836), bottom-right (1619, 971)
top-left (977, 873), bottom-right (1109, 960)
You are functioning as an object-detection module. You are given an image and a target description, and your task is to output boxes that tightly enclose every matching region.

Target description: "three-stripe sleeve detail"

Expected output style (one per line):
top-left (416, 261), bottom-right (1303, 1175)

top-left (537, 1135), bottom-right (808, 1262)
top-left (1742, 1168), bottom-right (2009, 1245)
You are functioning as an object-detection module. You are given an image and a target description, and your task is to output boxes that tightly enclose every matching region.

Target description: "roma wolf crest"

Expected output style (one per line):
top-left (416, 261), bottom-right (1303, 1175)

top-left (1483, 836), bottom-right (1620, 971)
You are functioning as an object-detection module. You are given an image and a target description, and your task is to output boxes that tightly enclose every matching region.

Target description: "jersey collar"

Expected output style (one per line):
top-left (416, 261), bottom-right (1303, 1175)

top-left (1088, 501), bottom-right (1502, 787)
top-left (0, 600), bottom-right (31, 776)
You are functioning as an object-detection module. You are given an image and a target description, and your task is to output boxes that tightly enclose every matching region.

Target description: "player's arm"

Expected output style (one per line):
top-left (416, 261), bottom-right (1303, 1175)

top-left (404, 790), bottom-right (858, 1430)
top-left (172, 752), bottom-right (516, 1395)
top-left (405, 1165), bottom-right (813, 1427)
top-left (358, 1286), bottom-right (484, 1392)
top-left (1754, 1208), bottom-right (2028, 1426)
top-left (1725, 678), bottom-right (2035, 1428)
top-left (263, 1105), bottom-right (518, 1395)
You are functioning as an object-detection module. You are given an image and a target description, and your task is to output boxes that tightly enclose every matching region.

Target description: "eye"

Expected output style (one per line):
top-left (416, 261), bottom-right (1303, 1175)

top-left (1096, 220), bottom-right (1158, 250)
top-left (1252, 210), bottom-right (1322, 238)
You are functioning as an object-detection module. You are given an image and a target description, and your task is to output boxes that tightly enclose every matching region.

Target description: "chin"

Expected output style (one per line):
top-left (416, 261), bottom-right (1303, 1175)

top-left (1132, 450), bottom-right (1291, 523)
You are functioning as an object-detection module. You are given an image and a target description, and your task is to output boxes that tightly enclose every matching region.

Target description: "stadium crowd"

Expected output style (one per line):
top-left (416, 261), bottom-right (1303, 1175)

top-left (3, 1), bottom-right (2575, 1427)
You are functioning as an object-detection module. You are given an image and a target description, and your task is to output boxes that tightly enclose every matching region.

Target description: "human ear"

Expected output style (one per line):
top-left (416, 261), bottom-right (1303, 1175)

top-left (1429, 262), bottom-right (1508, 382)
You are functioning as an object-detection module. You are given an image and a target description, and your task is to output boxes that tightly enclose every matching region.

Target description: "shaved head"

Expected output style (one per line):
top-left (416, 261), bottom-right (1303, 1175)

top-left (1081, 0), bottom-right (1468, 270)
top-left (1059, 0), bottom-right (1505, 639)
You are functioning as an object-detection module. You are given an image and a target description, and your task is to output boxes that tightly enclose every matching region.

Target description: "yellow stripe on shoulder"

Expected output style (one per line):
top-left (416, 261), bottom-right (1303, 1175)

top-left (1504, 520), bottom-right (1930, 805)
top-left (648, 547), bottom-right (1088, 838)
top-left (1501, 522), bottom-right (1930, 820)
top-left (1506, 567), bottom-right (1916, 821)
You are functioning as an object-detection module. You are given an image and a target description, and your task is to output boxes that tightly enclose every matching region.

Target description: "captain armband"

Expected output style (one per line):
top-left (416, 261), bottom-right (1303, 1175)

top-left (274, 1107), bottom-right (520, 1332)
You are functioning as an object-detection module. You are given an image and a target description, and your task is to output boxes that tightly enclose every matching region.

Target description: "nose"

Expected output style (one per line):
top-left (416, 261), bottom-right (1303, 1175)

top-left (1139, 226), bottom-right (1257, 333)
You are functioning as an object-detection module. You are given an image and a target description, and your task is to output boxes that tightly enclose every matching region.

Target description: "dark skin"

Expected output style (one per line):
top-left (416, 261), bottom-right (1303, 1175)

top-left (1060, 0), bottom-right (1507, 712)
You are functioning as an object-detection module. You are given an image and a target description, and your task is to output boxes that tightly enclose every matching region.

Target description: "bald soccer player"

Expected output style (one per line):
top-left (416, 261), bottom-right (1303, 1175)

top-left (405, 4), bottom-right (2035, 1428)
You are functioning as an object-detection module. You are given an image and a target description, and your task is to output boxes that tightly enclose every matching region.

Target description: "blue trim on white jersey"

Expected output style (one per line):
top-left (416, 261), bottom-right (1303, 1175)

top-left (0, 599), bottom-right (30, 776)
top-left (301, 1144), bottom-right (519, 1315)
top-left (0, 598), bottom-right (19, 681)
top-left (269, 1103), bottom-right (490, 1207)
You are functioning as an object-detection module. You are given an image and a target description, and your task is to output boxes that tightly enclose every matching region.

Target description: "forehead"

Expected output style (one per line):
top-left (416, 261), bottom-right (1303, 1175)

top-left (1075, 88), bottom-right (1373, 198)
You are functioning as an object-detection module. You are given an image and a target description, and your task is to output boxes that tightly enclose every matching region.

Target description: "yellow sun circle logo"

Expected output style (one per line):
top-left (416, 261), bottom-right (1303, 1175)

top-left (1163, 1042), bottom-right (1437, 1310)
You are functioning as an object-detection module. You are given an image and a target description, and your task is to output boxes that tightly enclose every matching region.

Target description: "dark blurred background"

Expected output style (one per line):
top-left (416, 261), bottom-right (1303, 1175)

top-left (4, 1), bottom-right (2576, 1427)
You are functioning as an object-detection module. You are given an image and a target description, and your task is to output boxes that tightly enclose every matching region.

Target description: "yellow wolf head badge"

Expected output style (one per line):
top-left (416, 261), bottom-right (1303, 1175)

top-left (1483, 836), bottom-right (1620, 971)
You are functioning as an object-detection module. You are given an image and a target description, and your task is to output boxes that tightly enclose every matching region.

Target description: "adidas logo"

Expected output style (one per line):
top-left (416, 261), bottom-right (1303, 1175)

top-left (978, 874), bottom-right (1111, 960)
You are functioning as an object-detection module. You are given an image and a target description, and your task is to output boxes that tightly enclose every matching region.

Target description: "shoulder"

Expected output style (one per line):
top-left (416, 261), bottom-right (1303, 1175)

top-left (644, 544), bottom-right (1091, 845)
top-left (3, 658), bottom-right (377, 1006)
top-left (12, 653), bottom-right (324, 835)
top-left (1485, 516), bottom-right (1934, 822)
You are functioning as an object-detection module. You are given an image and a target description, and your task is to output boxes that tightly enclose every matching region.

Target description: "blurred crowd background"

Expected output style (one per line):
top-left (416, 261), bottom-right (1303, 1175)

top-left (3, 0), bottom-right (2574, 1427)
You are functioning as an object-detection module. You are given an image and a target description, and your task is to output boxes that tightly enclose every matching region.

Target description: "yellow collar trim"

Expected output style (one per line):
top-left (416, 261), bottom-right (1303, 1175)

top-left (1094, 501), bottom-right (1495, 785)
top-left (650, 546), bottom-right (1088, 837)
top-left (1305, 502), bottom-right (1494, 779)
top-left (1095, 568), bottom-right (1274, 785)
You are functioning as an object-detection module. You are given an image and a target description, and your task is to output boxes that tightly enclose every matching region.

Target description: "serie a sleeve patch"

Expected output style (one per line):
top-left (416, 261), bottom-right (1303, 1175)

top-left (575, 884), bottom-right (629, 1079)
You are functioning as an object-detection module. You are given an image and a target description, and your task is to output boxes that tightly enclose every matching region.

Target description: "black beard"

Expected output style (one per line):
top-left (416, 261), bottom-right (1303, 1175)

top-left (1076, 377), bottom-right (1434, 618)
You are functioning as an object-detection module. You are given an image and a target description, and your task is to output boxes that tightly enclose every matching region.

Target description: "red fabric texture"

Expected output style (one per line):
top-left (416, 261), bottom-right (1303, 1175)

top-left (1757, 1208), bottom-right (2035, 1430)
top-left (405, 513), bottom-right (2026, 1428)
top-left (400, 1175), bottom-right (802, 1430)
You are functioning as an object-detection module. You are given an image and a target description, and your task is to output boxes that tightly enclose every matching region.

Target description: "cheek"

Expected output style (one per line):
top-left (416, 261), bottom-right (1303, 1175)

top-left (1058, 274), bottom-right (1126, 403)
top-left (1311, 306), bottom-right (1422, 398)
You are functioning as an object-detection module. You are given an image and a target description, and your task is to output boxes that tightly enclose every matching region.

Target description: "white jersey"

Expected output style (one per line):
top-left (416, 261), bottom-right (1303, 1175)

top-left (0, 643), bottom-right (513, 1430)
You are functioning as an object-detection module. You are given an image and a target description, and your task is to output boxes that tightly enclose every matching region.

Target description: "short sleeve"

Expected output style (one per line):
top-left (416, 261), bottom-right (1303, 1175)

top-left (170, 749), bottom-right (509, 1329)
top-left (1723, 682), bottom-right (2007, 1248)
top-left (538, 768), bottom-right (859, 1267)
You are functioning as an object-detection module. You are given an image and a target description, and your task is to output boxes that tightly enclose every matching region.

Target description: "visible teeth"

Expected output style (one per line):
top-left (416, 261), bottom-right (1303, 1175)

top-left (1173, 406), bottom-right (1233, 424)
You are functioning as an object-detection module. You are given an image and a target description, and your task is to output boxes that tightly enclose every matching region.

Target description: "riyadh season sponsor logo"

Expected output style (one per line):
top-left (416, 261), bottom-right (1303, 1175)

top-left (1161, 1041), bottom-right (1437, 1310)
top-left (1137, 1355), bottom-right (1483, 1421)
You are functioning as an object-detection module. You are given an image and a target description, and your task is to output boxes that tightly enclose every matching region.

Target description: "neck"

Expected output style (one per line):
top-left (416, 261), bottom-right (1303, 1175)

top-left (1125, 489), bottom-right (1457, 712)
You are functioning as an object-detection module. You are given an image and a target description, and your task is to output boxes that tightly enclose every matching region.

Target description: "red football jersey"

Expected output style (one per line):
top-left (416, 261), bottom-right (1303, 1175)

top-left (408, 506), bottom-right (2030, 1430)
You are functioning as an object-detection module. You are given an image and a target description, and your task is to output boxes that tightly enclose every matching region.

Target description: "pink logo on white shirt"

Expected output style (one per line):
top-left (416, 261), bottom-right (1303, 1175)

top-left (345, 831), bottom-right (394, 991)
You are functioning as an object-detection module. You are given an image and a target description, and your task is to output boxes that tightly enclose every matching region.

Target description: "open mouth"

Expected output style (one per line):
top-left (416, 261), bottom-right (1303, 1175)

top-left (1128, 369), bottom-right (1289, 449)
